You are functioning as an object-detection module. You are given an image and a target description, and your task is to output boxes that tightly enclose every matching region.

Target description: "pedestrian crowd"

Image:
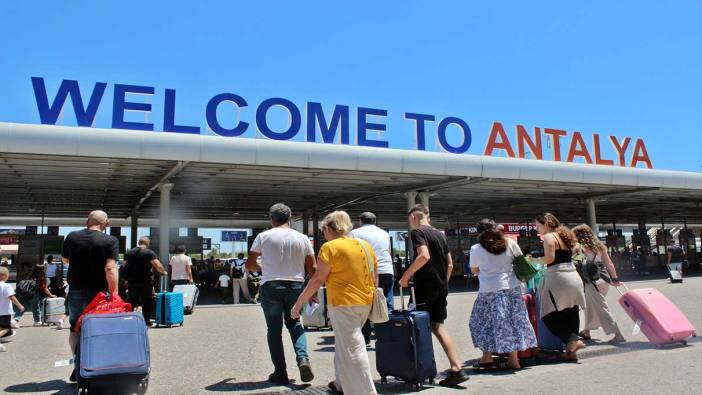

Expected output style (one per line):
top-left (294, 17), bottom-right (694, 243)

top-left (0, 205), bottom-right (657, 394)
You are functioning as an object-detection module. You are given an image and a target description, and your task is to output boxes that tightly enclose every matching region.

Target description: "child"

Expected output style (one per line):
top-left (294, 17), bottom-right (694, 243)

top-left (216, 271), bottom-right (231, 304)
top-left (1, 267), bottom-right (25, 352)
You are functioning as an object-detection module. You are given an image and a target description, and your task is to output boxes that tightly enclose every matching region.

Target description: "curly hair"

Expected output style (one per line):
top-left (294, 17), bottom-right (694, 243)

top-left (477, 218), bottom-right (507, 255)
top-left (572, 224), bottom-right (605, 253)
top-left (535, 213), bottom-right (576, 250)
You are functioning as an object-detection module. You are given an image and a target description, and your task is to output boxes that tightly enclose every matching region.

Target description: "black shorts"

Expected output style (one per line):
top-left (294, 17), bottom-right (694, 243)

top-left (0, 315), bottom-right (11, 330)
top-left (414, 286), bottom-right (448, 324)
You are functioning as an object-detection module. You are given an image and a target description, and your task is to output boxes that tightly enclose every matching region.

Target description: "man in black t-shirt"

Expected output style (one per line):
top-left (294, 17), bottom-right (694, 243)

top-left (61, 210), bottom-right (119, 383)
top-left (667, 244), bottom-right (686, 275)
top-left (399, 204), bottom-right (468, 387)
top-left (123, 236), bottom-right (166, 326)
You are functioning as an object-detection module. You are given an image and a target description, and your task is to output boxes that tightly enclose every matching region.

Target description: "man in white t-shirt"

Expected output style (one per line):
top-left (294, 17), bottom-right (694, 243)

top-left (169, 245), bottom-right (193, 290)
top-left (246, 203), bottom-right (316, 385)
top-left (350, 212), bottom-right (395, 346)
top-left (216, 272), bottom-right (231, 303)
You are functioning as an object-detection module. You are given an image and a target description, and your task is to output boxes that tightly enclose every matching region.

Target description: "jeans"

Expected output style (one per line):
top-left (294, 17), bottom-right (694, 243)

top-left (362, 273), bottom-right (394, 343)
top-left (260, 281), bottom-right (309, 373)
top-left (67, 290), bottom-right (100, 332)
top-left (14, 293), bottom-right (41, 322)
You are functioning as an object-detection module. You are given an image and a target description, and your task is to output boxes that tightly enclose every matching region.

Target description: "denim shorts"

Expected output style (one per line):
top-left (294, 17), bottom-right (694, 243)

top-left (67, 290), bottom-right (99, 331)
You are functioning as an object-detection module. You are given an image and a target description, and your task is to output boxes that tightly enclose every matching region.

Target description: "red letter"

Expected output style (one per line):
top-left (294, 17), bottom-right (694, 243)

top-left (484, 122), bottom-right (515, 157)
top-left (543, 128), bottom-right (567, 161)
top-left (630, 138), bottom-right (653, 168)
top-left (516, 125), bottom-right (543, 160)
top-left (566, 131), bottom-right (593, 164)
top-left (593, 134), bottom-right (614, 166)
top-left (609, 136), bottom-right (631, 166)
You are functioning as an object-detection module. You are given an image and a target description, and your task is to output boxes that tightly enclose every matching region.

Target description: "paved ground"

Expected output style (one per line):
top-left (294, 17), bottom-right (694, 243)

top-left (1, 276), bottom-right (700, 394)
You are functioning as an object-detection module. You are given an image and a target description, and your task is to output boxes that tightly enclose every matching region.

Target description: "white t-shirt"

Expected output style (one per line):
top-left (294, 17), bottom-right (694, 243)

top-left (218, 274), bottom-right (231, 287)
top-left (470, 238), bottom-right (521, 293)
top-left (350, 225), bottom-right (394, 275)
top-left (169, 254), bottom-right (193, 280)
top-left (0, 281), bottom-right (16, 316)
top-left (250, 227), bottom-right (314, 284)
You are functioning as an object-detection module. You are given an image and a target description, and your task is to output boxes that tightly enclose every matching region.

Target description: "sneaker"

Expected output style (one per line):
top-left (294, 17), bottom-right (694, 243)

top-left (0, 330), bottom-right (15, 343)
top-left (298, 359), bottom-right (314, 383)
top-left (439, 369), bottom-right (469, 387)
top-left (10, 320), bottom-right (19, 329)
top-left (0, 344), bottom-right (6, 352)
top-left (69, 369), bottom-right (77, 382)
top-left (268, 372), bottom-right (290, 385)
top-left (33, 321), bottom-right (43, 327)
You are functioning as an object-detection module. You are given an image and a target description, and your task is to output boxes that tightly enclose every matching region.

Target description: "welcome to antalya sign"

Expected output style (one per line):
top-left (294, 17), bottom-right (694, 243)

top-left (30, 77), bottom-right (653, 168)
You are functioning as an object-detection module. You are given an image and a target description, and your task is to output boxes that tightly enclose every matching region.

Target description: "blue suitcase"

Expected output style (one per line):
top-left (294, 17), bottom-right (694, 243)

top-left (375, 287), bottom-right (437, 391)
top-left (76, 312), bottom-right (150, 394)
top-left (155, 292), bottom-right (184, 327)
top-left (535, 294), bottom-right (566, 351)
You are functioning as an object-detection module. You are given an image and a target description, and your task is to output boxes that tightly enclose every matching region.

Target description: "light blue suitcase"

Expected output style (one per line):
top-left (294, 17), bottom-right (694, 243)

top-left (76, 312), bottom-right (150, 394)
top-left (155, 292), bottom-right (184, 327)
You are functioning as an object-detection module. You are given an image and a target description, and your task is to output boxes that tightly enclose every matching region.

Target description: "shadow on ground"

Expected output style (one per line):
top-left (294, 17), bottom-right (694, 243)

top-left (205, 378), bottom-right (311, 392)
top-left (4, 379), bottom-right (77, 394)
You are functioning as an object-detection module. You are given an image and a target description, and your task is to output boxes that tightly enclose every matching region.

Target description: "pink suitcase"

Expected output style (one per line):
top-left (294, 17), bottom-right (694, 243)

top-left (617, 286), bottom-right (696, 345)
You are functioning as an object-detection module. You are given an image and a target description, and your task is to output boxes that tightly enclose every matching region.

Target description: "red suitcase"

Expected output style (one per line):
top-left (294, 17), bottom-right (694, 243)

top-left (617, 285), bottom-right (696, 346)
top-left (519, 293), bottom-right (539, 360)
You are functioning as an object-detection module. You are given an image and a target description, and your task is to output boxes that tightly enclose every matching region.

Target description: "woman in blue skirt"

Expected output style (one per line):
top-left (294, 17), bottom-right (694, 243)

top-left (469, 219), bottom-right (537, 369)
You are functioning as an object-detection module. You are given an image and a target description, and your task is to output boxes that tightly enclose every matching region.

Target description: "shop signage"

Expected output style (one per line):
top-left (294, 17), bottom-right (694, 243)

top-left (30, 77), bottom-right (652, 168)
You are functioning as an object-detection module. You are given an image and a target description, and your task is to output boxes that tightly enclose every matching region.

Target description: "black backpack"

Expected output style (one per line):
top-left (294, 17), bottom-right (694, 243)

top-left (17, 279), bottom-right (37, 298)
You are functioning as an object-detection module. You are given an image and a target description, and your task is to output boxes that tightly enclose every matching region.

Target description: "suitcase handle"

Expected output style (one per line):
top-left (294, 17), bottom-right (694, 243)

top-left (398, 280), bottom-right (414, 312)
top-left (614, 283), bottom-right (629, 296)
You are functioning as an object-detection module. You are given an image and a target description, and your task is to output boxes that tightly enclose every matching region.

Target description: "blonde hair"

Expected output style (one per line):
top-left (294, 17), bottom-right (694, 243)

top-left (572, 224), bottom-right (605, 253)
top-left (0, 266), bottom-right (8, 281)
top-left (320, 211), bottom-right (353, 235)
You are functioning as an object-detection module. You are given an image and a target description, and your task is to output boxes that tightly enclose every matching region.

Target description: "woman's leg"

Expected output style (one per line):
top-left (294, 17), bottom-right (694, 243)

top-left (328, 306), bottom-right (376, 395)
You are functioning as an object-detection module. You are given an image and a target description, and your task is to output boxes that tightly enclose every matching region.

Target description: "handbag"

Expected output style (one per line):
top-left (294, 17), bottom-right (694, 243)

top-left (509, 242), bottom-right (538, 282)
top-left (357, 239), bottom-right (389, 323)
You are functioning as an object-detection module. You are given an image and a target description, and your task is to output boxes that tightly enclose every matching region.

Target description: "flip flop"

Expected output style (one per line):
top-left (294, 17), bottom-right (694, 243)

top-left (472, 361), bottom-right (496, 369)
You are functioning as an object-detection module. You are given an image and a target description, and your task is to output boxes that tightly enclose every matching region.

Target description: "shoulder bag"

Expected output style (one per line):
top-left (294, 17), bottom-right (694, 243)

top-left (357, 239), bottom-right (389, 323)
top-left (509, 241), bottom-right (538, 282)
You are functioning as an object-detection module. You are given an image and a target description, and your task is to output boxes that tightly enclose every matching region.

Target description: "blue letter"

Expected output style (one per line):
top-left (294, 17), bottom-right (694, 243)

top-left (112, 84), bottom-right (154, 130)
top-left (437, 117), bottom-right (472, 154)
top-left (404, 112), bottom-right (435, 151)
top-left (164, 89), bottom-right (200, 134)
top-left (357, 107), bottom-right (389, 148)
top-left (306, 102), bottom-right (349, 144)
top-left (206, 93), bottom-right (249, 137)
top-left (31, 77), bottom-right (106, 126)
top-left (256, 98), bottom-right (301, 140)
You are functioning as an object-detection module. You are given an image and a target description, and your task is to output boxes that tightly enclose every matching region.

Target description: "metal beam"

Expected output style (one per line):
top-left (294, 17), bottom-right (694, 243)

top-left (133, 161), bottom-right (188, 212)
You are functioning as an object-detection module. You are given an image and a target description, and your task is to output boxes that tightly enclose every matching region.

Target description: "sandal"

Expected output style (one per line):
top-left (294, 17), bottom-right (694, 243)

top-left (472, 360), bottom-right (496, 369)
top-left (328, 381), bottom-right (343, 394)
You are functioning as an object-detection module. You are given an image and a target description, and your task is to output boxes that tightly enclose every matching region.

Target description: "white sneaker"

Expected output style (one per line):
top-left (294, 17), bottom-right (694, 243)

top-left (10, 320), bottom-right (19, 329)
top-left (0, 344), bottom-right (6, 352)
top-left (33, 321), bottom-right (43, 327)
top-left (0, 330), bottom-right (15, 343)
top-left (56, 321), bottom-right (65, 330)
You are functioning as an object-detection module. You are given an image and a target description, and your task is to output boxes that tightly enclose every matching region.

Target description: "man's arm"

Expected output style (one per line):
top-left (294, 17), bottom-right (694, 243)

top-left (446, 252), bottom-right (454, 281)
top-left (150, 259), bottom-right (167, 276)
top-left (245, 251), bottom-right (262, 272)
top-left (105, 259), bottom-right (119, 295)
top-left (186, 264), bottom-right (193, 283)
top-left (399, 245), bottom-right (430, 286)
top-left (305, 254), bottom-right (317, 278)
top-left (667, 251), bottom-right (672, 265)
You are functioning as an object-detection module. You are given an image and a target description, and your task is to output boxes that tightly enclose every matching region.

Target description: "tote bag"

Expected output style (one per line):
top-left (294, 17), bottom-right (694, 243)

top-left (357, 239), bottom-right (389, 323)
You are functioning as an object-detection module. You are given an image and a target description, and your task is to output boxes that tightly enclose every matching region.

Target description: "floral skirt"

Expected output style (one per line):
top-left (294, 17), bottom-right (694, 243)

top-left (469, 286), bottom-right (537, 353)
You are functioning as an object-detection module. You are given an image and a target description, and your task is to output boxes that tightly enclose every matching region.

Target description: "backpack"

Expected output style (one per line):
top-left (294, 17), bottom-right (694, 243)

top-left (17, 279), bottom-right (37, 297)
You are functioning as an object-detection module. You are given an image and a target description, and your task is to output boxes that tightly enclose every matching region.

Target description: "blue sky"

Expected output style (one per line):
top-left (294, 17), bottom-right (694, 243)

top-left (1, 2), bottom-right (701, 247)
top-left (1, 1), bottom-right (701, 171)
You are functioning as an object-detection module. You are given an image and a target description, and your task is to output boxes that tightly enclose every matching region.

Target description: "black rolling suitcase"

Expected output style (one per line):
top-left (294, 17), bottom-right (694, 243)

top-left (374, 286), bottom-right (437, 391)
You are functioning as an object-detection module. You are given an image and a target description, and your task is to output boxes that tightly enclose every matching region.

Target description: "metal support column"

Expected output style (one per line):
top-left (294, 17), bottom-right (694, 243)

top-left (312, 211), bottom-right (320, 256)
top-left (405, 191), bottom-right (418, 262)
top-left (585, 197), bottom-right (599, 235)
top-left (418, 191), bottom-right (430, 210)
top-left (130, 209), bottom-right (138, 248)
top-left (159, 183), bottom-right (173, 290)
top-left (302, 211), bottom-right (310, 237)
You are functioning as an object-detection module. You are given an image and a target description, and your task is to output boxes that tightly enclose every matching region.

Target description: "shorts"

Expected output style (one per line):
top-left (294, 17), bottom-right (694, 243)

top-left (67, 290), bottom-right (100, 332)
top-left (414, 286), bottom-right (448, 324)
top-left (0, 315), bottom-right (11, 329)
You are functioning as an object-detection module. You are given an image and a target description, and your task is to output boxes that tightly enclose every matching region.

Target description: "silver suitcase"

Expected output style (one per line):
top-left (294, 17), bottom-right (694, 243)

top-left (42, 297), bottom-right (65, 324)
top-left (173, 284), bottom-right (199, 314)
